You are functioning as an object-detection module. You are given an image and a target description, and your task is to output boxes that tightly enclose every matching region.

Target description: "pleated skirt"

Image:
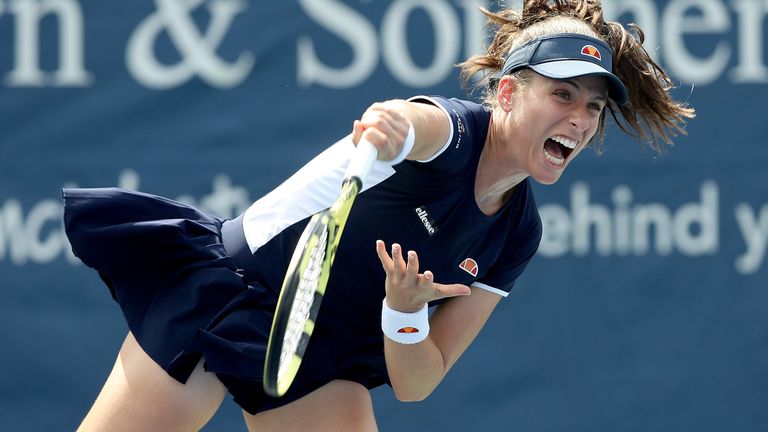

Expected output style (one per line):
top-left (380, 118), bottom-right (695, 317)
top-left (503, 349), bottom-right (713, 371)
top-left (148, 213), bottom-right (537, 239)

top-left (62, 187), bottom-right (386, 414)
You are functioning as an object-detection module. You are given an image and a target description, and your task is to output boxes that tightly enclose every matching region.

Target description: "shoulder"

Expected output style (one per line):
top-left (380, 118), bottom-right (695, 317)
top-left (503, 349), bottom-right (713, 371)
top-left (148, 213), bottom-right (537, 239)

top-left (408, 95), bottom-right (489, 122)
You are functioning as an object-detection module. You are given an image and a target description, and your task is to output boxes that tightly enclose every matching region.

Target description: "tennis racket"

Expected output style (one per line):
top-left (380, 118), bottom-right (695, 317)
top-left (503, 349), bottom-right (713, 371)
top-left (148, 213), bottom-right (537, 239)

top-left (263, 139), bottom-right (378, 397)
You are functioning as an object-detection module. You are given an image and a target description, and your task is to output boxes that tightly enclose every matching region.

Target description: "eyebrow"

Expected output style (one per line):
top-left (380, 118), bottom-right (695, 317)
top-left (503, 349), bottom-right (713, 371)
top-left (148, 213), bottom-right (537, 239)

top-left (562, 79), bottom-right (609, 103)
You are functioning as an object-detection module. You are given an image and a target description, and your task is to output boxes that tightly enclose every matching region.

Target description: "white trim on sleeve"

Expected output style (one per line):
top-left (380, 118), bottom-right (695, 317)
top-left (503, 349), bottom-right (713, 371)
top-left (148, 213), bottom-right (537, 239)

top-left (471, 282), bottom-right (509, 298)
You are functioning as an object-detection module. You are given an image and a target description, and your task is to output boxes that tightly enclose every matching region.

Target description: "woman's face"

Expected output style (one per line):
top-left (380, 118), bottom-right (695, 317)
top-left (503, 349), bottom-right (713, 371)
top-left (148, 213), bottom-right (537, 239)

top-left (500, 73), bottom-right (608, 185)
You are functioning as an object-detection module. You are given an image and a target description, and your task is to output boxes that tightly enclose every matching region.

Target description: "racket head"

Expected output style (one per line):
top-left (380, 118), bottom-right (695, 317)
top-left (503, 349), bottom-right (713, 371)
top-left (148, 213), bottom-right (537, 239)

top-left (263, 211), bottom-right (333, 397)
top-left (263, 172), bottom-right (365, 398)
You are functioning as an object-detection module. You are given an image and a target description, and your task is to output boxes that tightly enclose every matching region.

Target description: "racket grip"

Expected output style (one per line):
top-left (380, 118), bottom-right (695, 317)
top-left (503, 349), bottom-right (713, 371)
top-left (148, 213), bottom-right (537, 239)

top-left (344, 138), bottom-right (378, 186)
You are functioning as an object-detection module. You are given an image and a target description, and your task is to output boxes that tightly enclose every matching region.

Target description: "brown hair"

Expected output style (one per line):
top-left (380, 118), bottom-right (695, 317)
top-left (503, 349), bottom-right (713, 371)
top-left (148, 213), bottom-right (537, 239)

top-left (459, 0), bottom-right (695, 153)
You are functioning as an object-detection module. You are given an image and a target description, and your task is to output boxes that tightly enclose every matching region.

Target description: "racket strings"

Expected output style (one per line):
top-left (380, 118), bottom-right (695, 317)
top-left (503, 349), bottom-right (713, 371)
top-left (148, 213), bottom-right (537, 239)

top-left (278, 227), bottom-right (329, 381)
top-left (266, 181), bottom-right (362, 395)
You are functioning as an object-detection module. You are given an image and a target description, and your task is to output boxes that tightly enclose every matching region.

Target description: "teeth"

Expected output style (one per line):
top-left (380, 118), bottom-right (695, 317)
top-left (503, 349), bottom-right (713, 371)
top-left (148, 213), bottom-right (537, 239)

top-left (550, 135), bottom-right (578, 149)
top-left (544, 149), bottom-right (565, 166)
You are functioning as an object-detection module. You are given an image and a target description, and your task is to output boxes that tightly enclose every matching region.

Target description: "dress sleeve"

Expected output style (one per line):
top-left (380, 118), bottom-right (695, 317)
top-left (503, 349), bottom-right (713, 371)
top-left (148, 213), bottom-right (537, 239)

top-left (473, 185), bottom-right (543, 297)
top-left (405, 95), bottom-right (490, 175)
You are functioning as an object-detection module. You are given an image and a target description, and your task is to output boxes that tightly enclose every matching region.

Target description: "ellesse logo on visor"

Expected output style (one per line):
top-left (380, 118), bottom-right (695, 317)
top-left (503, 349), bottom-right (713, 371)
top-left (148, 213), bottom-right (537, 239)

top-left (581, 45), bottom-right (602, 61)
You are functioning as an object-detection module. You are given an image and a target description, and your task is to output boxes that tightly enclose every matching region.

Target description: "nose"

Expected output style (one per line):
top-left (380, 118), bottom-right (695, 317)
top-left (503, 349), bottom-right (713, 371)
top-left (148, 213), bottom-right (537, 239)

top-left (569, 106), bottom-right (592, 133)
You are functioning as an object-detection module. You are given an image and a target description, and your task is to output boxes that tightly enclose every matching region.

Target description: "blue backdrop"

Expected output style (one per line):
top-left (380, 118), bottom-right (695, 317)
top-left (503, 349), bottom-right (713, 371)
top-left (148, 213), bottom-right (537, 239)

top-left (1, 1), bottom-right (766, 430)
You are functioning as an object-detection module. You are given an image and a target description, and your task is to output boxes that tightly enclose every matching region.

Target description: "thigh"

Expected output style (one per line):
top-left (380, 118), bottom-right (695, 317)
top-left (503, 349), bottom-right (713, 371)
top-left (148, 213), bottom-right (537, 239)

top-left (242, 380), bottom-right (378, 432)
top-left (78, 332), bottom-right (227, 432)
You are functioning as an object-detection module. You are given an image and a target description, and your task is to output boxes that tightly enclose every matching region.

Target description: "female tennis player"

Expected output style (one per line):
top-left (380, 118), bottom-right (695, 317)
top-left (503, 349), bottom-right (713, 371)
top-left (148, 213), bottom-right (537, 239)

top-left (64, 1), bottom-right (694, 430)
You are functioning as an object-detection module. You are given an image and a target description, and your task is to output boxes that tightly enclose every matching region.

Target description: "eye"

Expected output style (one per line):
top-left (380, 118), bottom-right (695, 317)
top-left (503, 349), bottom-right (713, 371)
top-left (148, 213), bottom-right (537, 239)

top-left (554, 90), bottom-right (571, 101)
top-left (588, 102), bottom-right (604, 112)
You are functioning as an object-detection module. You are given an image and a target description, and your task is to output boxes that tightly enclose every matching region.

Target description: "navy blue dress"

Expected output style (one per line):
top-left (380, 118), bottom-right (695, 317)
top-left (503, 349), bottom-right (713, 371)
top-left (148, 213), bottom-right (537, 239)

top-left (63, 96), bottom-right (542, 414)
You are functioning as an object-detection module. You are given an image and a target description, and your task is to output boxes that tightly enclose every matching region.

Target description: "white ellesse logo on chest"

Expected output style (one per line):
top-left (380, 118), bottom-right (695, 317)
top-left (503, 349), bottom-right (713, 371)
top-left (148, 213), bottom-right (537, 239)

top-left (414, 206), bottom-right (438, 236)
top-left (459, 258), bottom-right (478, 277)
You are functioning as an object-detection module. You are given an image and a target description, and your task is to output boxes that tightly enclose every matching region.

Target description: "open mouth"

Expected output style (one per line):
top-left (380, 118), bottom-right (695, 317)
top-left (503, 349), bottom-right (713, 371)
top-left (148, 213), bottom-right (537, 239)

top-left (543, 135), bottom-right (577, 167)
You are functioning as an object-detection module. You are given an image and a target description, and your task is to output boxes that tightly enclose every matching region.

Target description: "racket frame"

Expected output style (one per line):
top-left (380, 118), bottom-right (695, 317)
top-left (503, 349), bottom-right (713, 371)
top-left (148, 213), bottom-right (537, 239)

top-left (263, 140), bottom-right (376, 397)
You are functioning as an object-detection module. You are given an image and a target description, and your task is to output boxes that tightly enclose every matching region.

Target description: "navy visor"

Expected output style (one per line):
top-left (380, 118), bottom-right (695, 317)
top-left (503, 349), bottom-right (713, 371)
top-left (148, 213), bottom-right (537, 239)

top-left (498, 33), bottom-right (628, 105)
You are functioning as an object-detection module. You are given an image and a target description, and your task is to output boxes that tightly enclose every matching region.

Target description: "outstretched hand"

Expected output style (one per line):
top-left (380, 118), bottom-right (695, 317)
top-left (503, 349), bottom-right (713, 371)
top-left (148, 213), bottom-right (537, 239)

top-left (375, 240), bottom-right (471, 313)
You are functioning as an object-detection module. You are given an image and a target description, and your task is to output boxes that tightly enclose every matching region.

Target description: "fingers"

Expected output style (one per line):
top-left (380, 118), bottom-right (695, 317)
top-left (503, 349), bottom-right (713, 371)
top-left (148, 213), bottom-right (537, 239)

top-left (351, 120), bottom-right (363, 145)
top-left (375, 241), bottom-right (409, 278)
top-left (375, 241), bottom-right (418, 282)
top-left (433, 283), bottom-right (472, 300)
top-left (375, 240), bottom-right (393, 273)
top-left (361, 103), bottom-right (408, 132)
top-left (406, 250), bottom-right (419, 280)
top-left (391, 243), bottom-right (406, 274)
top-left (375, 241), bottom-right (471, 306)
top-left (357, 103), bottom-right (410, 161)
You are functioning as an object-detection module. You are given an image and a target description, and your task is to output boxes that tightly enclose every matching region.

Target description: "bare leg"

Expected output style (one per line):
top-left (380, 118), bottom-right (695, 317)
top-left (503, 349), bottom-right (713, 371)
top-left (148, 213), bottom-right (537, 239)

top-left (242, 379), bottom-right (378, 432)
top-left (77, 332), bottom-right (227, 432)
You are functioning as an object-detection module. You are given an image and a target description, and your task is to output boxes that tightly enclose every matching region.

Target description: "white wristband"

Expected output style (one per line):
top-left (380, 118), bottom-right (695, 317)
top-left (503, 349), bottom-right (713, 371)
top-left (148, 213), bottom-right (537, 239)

top-left (387, 122), bottom-right (415, 166)
top-left (381, 298), bottom-right (429, 344)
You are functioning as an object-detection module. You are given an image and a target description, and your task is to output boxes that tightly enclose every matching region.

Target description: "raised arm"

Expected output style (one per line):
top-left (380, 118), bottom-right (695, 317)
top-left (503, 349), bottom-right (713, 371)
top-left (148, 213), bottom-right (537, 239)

top-left (351, 100), bottom-right (451, 164)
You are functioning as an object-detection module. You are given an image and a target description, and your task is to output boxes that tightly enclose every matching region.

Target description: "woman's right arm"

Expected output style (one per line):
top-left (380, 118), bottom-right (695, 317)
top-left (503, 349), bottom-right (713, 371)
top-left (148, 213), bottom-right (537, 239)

top-left (351, 99), bottom-right (451, 163)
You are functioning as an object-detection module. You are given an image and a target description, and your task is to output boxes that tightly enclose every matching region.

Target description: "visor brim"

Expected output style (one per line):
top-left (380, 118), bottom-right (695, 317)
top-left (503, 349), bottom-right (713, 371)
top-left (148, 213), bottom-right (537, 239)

top-left (531, 60), bottom-right (629, 105)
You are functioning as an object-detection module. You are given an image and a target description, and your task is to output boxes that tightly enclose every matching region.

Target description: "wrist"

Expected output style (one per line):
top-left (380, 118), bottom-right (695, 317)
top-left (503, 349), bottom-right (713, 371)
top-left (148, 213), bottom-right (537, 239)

top-left (387, 122), bottom-right (415, 165)
top-left (381, 298), bottom-right (429, 344)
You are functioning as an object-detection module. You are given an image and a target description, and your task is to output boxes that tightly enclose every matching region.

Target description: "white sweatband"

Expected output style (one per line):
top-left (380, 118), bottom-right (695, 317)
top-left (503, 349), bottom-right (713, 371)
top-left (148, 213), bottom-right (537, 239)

top-left (387, 122), bottom-right (415, 166)
top-left (381, 298), bottom-right (429, 344)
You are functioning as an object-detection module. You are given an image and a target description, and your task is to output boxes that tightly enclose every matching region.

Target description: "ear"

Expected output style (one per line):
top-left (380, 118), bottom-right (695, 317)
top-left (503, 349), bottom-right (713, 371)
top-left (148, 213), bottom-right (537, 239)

top-left (497, 75), bottom-right (517, 111)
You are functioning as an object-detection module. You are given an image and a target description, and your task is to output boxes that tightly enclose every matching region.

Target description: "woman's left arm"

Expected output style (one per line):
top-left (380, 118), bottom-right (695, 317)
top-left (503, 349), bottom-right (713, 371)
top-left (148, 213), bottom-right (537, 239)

top-left (385, 287), bottom-right (501, 402)
top-left (376, 241), bottom-right (502, 402)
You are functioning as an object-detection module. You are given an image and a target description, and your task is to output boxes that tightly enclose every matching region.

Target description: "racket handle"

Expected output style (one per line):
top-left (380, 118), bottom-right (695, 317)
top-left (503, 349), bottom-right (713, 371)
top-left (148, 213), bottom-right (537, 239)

top-left (344, 138), bottom-right (378, 187)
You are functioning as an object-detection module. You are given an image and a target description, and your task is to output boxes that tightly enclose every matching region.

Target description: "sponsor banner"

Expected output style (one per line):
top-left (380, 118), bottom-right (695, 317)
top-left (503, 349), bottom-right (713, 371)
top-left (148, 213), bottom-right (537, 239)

top-left (1, 1), bottom-right (766, 430)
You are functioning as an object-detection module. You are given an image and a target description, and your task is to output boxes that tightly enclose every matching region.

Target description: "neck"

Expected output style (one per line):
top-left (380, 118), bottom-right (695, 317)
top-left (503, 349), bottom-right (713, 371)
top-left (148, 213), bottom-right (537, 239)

top-left (474, 115), bottom-right (528, 215)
